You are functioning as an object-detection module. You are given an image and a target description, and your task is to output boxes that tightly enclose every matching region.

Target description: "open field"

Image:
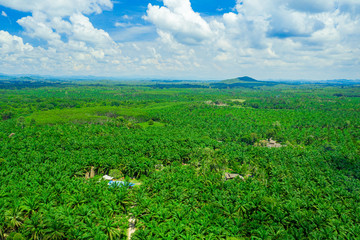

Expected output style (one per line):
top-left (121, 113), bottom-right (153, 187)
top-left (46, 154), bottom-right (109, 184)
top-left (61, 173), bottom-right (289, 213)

top-left (0, 80), bottom-right (359, 239)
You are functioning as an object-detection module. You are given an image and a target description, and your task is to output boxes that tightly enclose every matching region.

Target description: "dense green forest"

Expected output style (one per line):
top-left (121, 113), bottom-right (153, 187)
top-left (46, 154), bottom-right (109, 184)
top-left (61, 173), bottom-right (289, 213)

top-left (0, 79), bottom-right (359, 239)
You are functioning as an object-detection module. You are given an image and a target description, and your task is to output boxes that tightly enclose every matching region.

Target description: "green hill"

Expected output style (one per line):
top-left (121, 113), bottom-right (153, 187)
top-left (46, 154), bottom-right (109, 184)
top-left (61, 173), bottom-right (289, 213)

top-left (221, 76), bottom-right (259, 84)
top-left (210, 76), bottom-right (277, 88)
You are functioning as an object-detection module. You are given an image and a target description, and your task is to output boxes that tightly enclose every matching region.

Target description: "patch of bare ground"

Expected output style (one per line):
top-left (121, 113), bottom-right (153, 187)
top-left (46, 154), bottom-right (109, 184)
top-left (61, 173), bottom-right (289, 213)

top-left (255, 138), bottom-right (285, 148)
top-left (127, 216), bottom-right (136, 240)
top-left (204, 100), bottom-right (228, 106)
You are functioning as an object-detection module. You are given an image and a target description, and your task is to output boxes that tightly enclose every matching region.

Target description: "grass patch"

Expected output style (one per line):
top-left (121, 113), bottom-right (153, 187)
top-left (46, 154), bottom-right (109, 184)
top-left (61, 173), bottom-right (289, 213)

top-left (229, 99), bottom-right (246, 103)
top-left (25, 102), bottom-right (184, 125)
top-left (26, 106), bottom-right (144, 124)
top-left (138, 121), bottom-right (165, 128)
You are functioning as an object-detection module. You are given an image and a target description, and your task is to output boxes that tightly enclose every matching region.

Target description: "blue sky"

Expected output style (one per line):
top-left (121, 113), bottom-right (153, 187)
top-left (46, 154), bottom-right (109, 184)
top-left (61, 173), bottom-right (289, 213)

top-left (0, 0), bottom-right (359, 80)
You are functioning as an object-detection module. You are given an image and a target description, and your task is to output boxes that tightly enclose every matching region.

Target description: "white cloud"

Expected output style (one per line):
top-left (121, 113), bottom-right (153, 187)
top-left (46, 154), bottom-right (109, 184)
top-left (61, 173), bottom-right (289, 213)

top-left (114, 22), bottom-right (128, 27)
top-left (144, 0), bottom-right (213, 44)
top-left (7, 0), bottom-right (117, 54)
top-left (17, 13), bottom-right (62, 44)
top-left (1, 11), bottom-right (7, 17)
top-left (0, 0), bottom-right (112, 17)
top-left (0, 30), bottom-right (33, 54)
top-left (0, 0), bottom-right (124, 75)
top-left (122, 14), bottom-right (131, 20)
top-left (15, 14), bottom-right (117, 63)
top-left (267, 8), bottom-right (325, 38)
top-left (69, 13), bottom-right (114, 46)
top-left (232, 0), bottom-right (327, 40)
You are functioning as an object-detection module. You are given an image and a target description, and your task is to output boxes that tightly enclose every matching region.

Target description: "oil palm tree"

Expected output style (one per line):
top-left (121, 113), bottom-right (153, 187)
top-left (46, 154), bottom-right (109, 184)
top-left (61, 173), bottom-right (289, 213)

top-left (21, 196), bottom-right (40, 217)
top-left (22, 212), bottom-right (44, 240)
top-left (100, 217), bottom-right (123, 240)
top-left (4, 206), bottom-right (24, 231)
top-left (42, 215), bottom-right (65, 240)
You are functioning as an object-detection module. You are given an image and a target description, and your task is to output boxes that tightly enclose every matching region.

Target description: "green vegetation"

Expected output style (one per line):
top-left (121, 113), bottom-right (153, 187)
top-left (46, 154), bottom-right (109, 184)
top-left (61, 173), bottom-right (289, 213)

top-left (0, 79), bottom-right (359, 239)
top-left (26, 106), bottom-right (144, 125)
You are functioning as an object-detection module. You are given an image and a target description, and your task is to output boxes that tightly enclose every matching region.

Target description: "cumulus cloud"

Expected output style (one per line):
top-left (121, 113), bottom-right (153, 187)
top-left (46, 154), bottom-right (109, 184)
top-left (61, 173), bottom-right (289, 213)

top-left (233, 0), bottom-right (328, 40)
top-left (0, 0), bottom-right (112, 16)
top-left (0, 30), bottom-right (37, 73)
top-left (17, 13), bottom-right (62, 44)
top-left (69, 13), bottom-right (113, 46)
top-left (0, 30), bottom-right (33, 53)
top-left (0, 0), bottom-right (125, 75)
top-left (1, 0), bottom-right (115, 48)
top-left (144, 0), bottom-right (359, 49)
top-left (144, 0), bottom-right (213, 44)
top-left (267, 9), bottom-right (325, 38)
top-left (0, 0), bottom-right (119, 65)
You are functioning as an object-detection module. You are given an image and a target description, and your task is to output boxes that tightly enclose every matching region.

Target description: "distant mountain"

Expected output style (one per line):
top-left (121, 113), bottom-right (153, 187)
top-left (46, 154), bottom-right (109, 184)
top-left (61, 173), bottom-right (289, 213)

top-left (221, 76), bottom-right (259, 84)
top-left (210, 76), bottom-right (278, 89)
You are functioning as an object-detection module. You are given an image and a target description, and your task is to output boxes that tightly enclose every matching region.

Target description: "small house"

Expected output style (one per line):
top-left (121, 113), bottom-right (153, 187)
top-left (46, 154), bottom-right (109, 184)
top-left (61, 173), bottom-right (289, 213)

top-left (225, 173), bottom-right (244, 181)
top-left (102, 175), bottom-right (114, 181)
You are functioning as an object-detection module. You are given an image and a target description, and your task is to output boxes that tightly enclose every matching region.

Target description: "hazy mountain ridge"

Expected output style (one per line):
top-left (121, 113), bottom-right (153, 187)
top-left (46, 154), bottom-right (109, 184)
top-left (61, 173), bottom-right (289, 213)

top-left (0, 74), bottom-right (359, 89)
